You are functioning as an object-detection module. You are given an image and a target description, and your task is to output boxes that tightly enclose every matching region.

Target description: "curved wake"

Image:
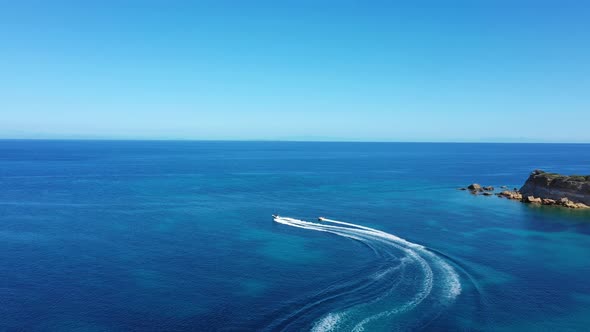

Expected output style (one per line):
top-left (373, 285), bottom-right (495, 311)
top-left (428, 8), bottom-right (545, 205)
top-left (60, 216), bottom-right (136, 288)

top-left (270, 216), bottom-right (461, 331)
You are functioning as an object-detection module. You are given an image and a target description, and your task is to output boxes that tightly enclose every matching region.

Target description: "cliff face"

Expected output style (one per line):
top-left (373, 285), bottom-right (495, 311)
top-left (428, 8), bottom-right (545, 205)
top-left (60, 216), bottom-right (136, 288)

top-left (519, 170), bottom-right (590, 205)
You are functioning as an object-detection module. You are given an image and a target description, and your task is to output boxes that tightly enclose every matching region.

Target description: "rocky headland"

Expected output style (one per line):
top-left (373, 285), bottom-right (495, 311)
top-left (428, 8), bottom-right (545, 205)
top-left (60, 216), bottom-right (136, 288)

top-left (459, 170), bottom-right (590, 209)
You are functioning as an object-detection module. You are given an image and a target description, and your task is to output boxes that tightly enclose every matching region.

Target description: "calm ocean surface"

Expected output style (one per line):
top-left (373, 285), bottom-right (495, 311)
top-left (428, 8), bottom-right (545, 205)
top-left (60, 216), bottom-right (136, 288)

top-left (1, 140), bottom-right (589, 331)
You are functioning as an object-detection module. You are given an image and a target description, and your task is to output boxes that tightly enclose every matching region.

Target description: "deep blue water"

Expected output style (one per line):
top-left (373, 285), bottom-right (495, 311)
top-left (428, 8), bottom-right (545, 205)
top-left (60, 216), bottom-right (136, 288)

top-left (1, 140), bottom-right (589, 331)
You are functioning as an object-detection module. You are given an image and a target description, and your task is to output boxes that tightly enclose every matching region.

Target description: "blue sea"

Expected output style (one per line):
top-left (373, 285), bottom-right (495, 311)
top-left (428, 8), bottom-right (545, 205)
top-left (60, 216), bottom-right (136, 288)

top-left (1, 140), bottom-right (589, 331)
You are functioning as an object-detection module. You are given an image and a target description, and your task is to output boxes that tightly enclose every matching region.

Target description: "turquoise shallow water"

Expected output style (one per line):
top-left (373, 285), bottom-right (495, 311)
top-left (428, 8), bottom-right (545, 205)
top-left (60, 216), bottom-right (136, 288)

top-left (0, 140), bottom-right (589, 331)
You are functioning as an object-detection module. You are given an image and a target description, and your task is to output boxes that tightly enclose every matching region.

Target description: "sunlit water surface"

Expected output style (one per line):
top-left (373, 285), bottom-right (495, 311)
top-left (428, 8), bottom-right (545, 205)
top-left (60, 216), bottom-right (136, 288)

top-left (1, 141), bottom-right (589, 331)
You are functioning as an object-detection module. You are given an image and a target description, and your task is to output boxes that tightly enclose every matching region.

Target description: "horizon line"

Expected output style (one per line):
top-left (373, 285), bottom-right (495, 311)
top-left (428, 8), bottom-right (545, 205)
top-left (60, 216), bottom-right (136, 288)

top-left (0, 138), bottom-right (589, 144)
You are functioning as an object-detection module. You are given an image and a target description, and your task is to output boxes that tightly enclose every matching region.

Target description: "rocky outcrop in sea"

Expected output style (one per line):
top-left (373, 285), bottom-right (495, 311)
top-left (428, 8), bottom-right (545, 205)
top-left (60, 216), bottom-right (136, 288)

top-left (519, 170), bottom-right (590, 206)
top-left (459, 170), bottom-right (590, 209)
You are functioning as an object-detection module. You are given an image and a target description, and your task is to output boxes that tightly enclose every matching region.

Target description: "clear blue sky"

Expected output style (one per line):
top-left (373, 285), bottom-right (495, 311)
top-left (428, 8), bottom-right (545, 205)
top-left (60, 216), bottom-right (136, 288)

top-left (1, 1), bottom-right (589, 142)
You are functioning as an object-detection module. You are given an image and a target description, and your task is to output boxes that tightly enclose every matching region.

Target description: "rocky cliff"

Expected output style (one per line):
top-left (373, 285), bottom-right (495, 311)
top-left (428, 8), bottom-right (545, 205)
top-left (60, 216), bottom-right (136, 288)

top-left (461, 170), bottom-right (590, 209)
top-left (519, 170), bottom-right (590, 206)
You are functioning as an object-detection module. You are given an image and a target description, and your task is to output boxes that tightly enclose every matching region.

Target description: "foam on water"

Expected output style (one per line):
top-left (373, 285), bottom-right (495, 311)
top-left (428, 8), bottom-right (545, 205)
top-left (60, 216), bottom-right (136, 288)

top-left (272, 216), bottom-right (462, 331)
top-left (311, 312), bottom-right (346, 332)
top-left (371, 265), bottom-right (401, 281)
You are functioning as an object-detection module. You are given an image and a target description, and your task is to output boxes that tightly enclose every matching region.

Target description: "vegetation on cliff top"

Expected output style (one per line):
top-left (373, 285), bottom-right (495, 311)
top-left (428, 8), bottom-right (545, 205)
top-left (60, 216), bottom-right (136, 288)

top-left (533, 170), bottom-right (590, 182)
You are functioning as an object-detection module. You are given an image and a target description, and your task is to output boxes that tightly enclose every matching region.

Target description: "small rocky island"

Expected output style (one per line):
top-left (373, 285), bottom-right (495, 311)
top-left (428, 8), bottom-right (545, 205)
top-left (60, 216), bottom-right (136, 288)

top-left (460, 170), bottom-right (590, 209)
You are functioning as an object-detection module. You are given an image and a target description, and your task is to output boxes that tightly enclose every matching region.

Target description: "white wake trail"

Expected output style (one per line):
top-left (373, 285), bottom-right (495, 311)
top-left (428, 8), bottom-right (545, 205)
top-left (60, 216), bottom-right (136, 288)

top-left (273, 216), bottom-right (461, 331)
